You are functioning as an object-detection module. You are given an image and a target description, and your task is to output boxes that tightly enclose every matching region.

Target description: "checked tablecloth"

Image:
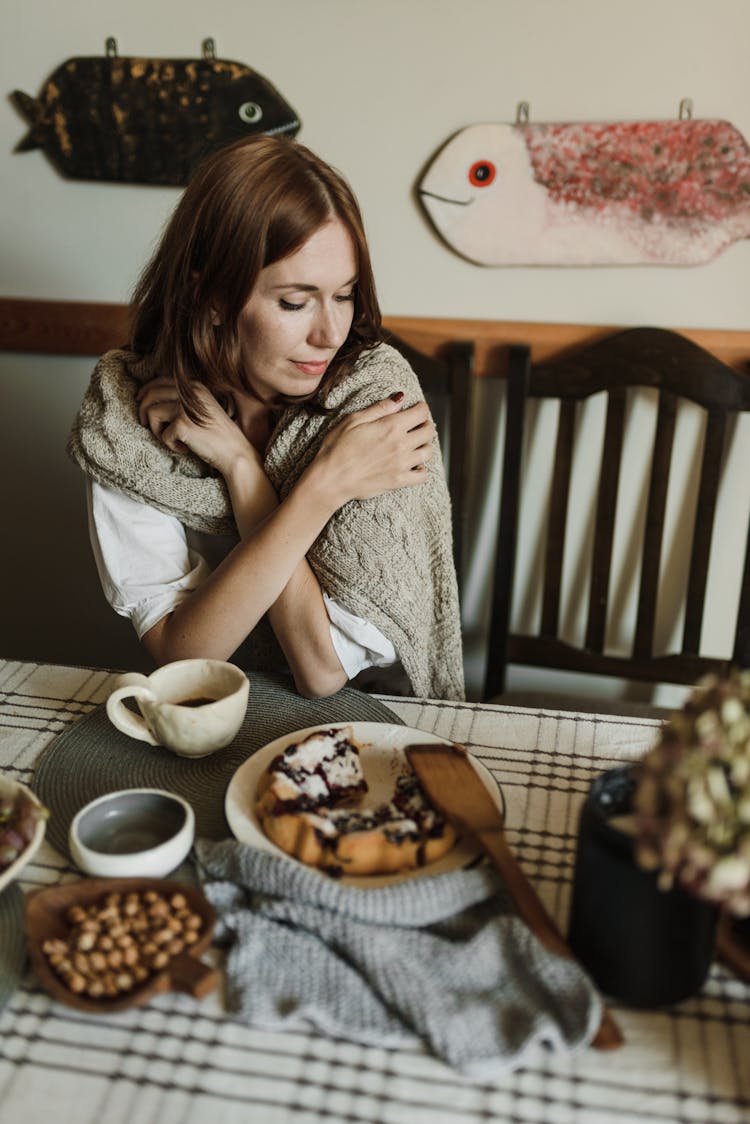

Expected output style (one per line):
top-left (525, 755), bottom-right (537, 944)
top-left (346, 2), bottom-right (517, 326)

top-left (0, 658), bottom-right (748, 1124)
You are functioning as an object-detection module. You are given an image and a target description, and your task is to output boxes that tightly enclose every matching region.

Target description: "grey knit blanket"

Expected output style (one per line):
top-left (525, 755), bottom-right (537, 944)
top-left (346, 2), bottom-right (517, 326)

top-left (68, 344), bottom-right (464, 701)
top-left (195, 839), bottom-right (602, 1078)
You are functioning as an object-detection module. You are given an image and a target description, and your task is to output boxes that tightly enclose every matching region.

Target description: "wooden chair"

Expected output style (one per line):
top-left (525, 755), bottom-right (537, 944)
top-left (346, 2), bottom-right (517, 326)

top-left (384, 331), bottom-right (474, 589)
top-left (483, 327), bottom-right (750, 706)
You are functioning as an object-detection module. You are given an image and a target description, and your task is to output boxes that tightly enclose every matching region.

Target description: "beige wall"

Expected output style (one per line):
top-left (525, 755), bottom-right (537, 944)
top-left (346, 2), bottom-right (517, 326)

top-left (4, 0), bottom-right (750, 323)
top-left (2, 0), bottom-right (749, 692)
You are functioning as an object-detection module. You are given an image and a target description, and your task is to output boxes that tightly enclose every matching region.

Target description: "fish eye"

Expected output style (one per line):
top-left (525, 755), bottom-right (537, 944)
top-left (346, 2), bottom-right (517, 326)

top-left (468, 161), bottom-right (496, 187)
top-left (239, 101), bottom-right (263, 124)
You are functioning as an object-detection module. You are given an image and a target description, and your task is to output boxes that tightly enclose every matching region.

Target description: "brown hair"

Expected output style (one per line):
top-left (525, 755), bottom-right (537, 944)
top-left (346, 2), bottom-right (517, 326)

top-left (129, 135), bottom-right (382, 418)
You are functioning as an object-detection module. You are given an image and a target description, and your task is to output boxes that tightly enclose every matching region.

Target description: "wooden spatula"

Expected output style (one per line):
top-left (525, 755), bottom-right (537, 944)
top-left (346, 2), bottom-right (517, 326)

top-left (406, 742), bottom-right (624, 1051)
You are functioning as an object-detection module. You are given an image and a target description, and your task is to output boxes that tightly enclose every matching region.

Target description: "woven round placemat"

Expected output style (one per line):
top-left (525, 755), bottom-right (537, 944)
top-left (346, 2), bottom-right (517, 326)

top-left (33, 671), bottom-right (402, 860)
top-left (0, 883), bottom-right (26, 1009)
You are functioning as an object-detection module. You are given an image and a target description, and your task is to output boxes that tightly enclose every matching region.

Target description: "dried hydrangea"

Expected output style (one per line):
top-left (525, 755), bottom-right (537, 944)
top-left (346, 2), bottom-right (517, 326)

top-left (633, 670), bottom-right (750, 916)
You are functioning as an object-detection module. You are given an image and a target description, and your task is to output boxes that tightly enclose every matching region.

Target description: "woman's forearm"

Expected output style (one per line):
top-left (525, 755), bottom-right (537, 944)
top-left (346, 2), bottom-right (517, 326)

top-left (266, 565), bottom-right (349, 697)
top-left (142, 455), bottom-right (347, 693)
top-left (228, 453), bottom-right (349, 695)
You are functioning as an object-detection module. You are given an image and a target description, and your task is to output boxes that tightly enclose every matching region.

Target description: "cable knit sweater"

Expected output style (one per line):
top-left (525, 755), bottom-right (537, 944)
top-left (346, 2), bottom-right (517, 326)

top-left (68, 343), bottom-right (465, 701)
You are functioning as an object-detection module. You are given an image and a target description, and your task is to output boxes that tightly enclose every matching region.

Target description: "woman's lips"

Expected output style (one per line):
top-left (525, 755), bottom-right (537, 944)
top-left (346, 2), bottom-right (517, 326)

top-left (293, 360), bottom-right (328, 377)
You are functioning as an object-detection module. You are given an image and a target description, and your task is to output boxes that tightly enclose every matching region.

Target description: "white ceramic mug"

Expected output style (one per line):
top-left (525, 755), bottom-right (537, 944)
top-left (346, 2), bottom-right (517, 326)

top-left (106, 659), bottom-right (249, 758)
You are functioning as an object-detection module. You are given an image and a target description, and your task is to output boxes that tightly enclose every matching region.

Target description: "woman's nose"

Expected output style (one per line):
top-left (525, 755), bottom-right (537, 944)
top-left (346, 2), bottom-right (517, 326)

top-left (309, 303), bottom-right (349, 349)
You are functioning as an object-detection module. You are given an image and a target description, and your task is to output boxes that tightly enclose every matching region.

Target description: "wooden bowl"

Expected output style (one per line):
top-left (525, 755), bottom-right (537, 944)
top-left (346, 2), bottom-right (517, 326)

top-left (24, 876), bottom-right (219, 1013)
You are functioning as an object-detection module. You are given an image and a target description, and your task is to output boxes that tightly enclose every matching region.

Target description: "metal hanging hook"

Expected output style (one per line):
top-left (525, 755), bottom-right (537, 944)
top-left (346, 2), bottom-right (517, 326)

top-left (678, 98), bottom-right (693, 120)
top-left (105, 37), bottom-right (118, 58)
top-left (516, 101), bottom-right (530, 124)
top-left (202, 38), bottom-right (216, 59)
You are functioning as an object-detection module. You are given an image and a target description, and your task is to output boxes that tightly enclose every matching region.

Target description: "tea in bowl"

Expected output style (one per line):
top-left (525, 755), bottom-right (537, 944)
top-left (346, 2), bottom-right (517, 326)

top-left (69, 788), bottom-right (195, 879)
top-left (106, 659), bottom-right (249, 758)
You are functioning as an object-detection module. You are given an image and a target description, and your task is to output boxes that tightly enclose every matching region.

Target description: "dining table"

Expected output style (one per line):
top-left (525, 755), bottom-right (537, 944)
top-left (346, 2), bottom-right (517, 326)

top-left (0, 656), bottom-right (748, 1124)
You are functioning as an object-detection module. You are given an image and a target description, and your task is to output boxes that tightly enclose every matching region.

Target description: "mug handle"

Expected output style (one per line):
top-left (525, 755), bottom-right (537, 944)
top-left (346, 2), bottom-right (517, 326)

top-left (106, 683), bottom-right (160, 745)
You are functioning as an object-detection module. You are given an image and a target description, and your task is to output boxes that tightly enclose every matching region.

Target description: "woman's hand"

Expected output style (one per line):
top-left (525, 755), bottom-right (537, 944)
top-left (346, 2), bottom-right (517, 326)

top-left (312, 395), bottom-right (435, 505)
top-left (136, 378), bottom-right (259, 477)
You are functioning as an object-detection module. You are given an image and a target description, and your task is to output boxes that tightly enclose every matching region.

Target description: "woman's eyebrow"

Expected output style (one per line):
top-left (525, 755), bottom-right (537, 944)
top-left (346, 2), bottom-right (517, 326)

top-left (272, 275), bottom-right (358, 291)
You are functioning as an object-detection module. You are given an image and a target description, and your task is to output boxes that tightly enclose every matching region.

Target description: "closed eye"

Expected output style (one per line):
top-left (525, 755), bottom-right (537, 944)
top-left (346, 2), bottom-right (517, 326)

top-left (280, 291), bottom-right (355, 311)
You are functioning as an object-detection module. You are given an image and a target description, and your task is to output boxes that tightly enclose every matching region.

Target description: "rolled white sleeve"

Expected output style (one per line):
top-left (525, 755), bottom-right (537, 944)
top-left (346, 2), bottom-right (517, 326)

top-left (323, 593), bottom-right (397, 679)
top-left (87, 480), bottom-right (211, 639)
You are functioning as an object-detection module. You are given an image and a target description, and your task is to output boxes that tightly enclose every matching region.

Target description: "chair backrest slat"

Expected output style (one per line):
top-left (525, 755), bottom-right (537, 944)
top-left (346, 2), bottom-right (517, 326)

top-left (484, 345), bottom-right (530, 699)
top-left (541, 399), bottom-right (576, 637)
top-left (682, 409), bottom-right (726, 654)
top-left (446, 342), bottom-right (474, 590)
top-left (634, 390), bottom-right (677, 659)
top-left (586, 386), bottom-right (626, 654)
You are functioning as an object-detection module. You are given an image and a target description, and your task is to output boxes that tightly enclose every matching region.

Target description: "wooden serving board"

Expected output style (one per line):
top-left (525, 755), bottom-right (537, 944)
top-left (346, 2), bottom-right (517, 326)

top-left (24, 876), bottom-right (218, 1013)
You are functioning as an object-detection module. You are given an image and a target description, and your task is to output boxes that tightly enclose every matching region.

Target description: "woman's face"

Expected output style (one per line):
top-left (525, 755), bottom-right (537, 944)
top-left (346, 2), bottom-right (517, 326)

top-left (236, 218), bottom-right (358, 404)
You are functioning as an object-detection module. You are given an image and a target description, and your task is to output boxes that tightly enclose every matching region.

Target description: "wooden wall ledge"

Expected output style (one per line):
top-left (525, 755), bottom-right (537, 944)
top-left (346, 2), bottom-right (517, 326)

top-left (1, 295), bottom-right (748, 376)
top-left (0, 297), bottom-right (130, 359)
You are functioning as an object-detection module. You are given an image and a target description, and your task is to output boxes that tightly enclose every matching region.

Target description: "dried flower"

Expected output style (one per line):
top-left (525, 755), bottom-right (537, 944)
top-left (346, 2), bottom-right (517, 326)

top-left (633, 670), bottom-right (750, 916)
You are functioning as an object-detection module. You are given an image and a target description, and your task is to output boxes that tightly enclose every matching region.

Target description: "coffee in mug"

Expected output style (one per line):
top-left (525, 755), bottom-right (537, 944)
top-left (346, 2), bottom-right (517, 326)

top-left (106, 659), bottom-right (249, 758)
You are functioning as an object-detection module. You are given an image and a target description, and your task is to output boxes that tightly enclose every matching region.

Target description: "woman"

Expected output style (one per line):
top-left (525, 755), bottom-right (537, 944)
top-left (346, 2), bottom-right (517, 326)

top-left (69, 136), bottom-right (464, 701)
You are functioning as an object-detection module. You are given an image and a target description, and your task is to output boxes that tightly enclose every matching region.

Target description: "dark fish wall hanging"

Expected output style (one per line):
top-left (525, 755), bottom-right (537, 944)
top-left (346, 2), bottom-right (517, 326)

top-left (11, 37), bottom-right (301, 186)
top-left (418, 102), bottom-right (750, 266)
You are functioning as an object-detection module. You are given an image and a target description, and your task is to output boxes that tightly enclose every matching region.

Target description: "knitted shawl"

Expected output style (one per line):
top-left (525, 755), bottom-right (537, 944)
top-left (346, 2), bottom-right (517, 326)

top-left (68, 344), bottom-right (465, 701)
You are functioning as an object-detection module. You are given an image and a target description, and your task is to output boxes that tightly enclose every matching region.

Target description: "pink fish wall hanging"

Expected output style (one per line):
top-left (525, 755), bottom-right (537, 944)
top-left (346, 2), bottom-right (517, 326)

top-left (418, 106), bottom-right (750, 266)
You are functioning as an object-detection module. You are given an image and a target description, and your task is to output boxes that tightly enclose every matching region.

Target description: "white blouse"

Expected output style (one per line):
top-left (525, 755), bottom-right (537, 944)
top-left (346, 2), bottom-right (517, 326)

top-left (86, 480), bottom-right (397, 680)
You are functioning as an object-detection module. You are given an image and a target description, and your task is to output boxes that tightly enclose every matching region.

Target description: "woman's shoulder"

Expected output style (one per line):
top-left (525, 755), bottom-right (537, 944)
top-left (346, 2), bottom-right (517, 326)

top-left (93, 348), bottom-right (152, 388)
top-left (326, 342), bottom-right (423, 410)
top-left (354, 341), bottom-right (420, 386)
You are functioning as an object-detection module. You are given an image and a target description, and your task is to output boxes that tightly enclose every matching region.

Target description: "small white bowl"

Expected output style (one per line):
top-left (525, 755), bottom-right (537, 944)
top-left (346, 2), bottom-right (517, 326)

top-left (0, 776), bottom-right (47, 893)
top-left (69, 789), bottom-right (195, 878)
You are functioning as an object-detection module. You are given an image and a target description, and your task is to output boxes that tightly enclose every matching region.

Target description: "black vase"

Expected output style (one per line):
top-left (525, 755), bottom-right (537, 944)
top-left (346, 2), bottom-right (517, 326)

top-left (568, 765), bottom-right (718, 1008)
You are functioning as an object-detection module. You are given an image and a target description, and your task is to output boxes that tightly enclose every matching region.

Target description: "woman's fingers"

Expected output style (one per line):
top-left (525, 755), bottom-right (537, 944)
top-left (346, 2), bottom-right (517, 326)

top-left (137, 380), bottom-right (182, 430)
top-left (138, 382), bottom-right (253, 473)
top-left (137, 378), bottom-right (224, 443)
top-left (340, 399), bottom-right (435, 450)
top-left (159, 418), bottom-right (191, 454)
top-left (316, 394), bottom-right (439, 501)
top-left (341, 394), bottom-right (407, 426)
top-left (409, 439), bottom-right (435, 469)
top-left (136, 376), bottom-right (181, 410)
top-left (345, 396), bottom-right (430, 428)
top-left (140, 402), bottom-right (182, 439)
